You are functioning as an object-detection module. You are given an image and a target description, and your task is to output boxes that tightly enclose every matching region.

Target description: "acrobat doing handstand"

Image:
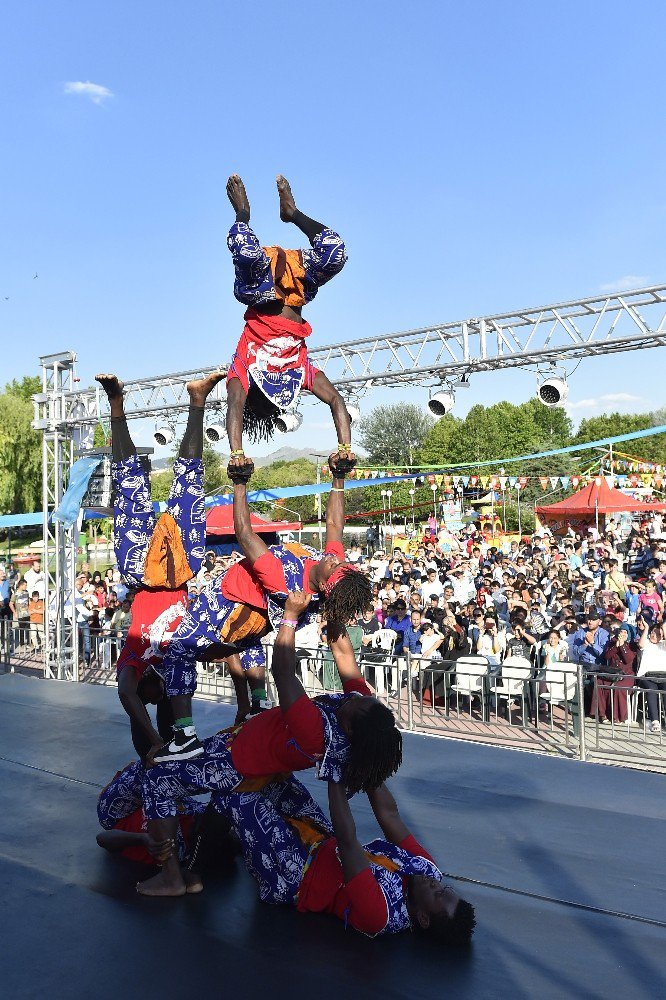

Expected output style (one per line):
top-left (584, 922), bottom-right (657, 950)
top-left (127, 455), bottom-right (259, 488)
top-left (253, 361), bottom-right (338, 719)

top-left (225, 174), bottom-right (356, 480)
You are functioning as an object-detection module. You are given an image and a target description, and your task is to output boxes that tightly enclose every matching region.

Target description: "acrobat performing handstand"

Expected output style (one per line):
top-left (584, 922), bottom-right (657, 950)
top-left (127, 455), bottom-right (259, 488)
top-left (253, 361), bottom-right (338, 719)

top-left (225, 173), bottom-right (356, 480)
top-left (150, 454), bottom-right (372, 763)
top-left (95, 370), bottom-right (224, 763)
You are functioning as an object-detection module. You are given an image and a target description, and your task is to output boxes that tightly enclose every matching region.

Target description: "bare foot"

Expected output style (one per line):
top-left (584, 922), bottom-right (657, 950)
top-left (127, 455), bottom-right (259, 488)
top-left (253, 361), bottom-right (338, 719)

top-left (136, 868), bottom-right (186, 897)
top-left (227, 174), bottom-right (250, 221)
top-left (186, 370), bottom-right (226, 407)
top-left (185, 870), bottom-right (204, 894)
top-left (95, 373), bottom-right (124, 401)
top-left (277, 175), bottom-right (297, 221)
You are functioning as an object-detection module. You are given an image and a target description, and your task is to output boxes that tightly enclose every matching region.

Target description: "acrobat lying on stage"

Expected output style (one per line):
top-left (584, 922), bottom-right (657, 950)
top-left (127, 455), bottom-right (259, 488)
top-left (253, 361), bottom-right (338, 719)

top-left (216, 775), bottom-right (476, 944)
top-left (224, 173), bottom-right (356, 480)
top-left (151, 456), bottom-right (372, 763)
top-left (95, 370), bottom-right (224, 762)
top-left (135, 591), bottom-right (402, 896)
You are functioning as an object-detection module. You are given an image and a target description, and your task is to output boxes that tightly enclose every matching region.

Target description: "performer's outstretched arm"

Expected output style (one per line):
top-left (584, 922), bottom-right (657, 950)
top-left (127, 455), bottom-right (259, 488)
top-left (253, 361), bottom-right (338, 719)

top-left (270, 591), bottom-right (311, 711)
top-left (324, 463), bottom-right (346, 549)
top-left (328, 781), bottom-right (370, 882)
top-left (233, 481), bottom-right (270, 566)
top-left (366, 783), bottom-right (411, 846)
top-left (329, 629), bottom-right (365, 685)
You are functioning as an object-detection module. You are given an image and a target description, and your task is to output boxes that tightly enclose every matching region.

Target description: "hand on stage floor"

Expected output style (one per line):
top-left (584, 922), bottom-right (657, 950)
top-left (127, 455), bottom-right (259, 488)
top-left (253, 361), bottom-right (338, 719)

top-left (328, 449), bottom-right (357, 477)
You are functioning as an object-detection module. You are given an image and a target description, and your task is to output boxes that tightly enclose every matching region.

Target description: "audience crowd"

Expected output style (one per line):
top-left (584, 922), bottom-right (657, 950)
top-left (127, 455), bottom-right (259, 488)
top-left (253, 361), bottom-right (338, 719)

top-left (3, 509), bottom-right (666, 732)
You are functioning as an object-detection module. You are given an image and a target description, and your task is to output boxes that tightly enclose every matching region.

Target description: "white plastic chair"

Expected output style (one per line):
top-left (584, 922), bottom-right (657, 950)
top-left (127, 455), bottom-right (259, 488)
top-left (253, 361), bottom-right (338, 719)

top-left (492, 656), bottom-right (532, 724)
top-left (360, 628), bottom-right (397, 697)
top-left (450, 656), bottom-right (490, 716)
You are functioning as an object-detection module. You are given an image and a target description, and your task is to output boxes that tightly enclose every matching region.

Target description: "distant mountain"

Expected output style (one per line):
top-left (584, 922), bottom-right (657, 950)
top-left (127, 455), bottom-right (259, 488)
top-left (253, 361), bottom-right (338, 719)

top-left (150, 446), bottom-right (366, 473)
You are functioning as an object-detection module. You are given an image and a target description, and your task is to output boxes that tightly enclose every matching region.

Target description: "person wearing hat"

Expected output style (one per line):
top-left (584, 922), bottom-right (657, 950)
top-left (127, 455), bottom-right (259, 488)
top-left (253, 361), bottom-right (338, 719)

top-left (570, 610), bottom-right (610, 672)
top-left (590, 624), bottom-right (637, 723)
top-left (385, 599), bottom-right (410, 655)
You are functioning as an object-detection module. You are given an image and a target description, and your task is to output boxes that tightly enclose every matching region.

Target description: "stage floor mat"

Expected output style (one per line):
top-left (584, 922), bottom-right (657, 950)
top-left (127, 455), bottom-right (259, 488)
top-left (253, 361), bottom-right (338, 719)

top-left (1, 673), bottom-right (665, 1000)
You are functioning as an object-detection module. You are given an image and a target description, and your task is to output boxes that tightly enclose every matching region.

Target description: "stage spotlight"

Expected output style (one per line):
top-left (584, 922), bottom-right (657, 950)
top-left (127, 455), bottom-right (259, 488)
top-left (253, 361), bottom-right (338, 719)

top-left (205, 422), bottom-right (227, 443)
top-left (537, 377), bottom-right (569, 407)
top-left (427, 389), bottom-right (455, 417)
top-left (345, 400), bottom-right (361, 425)
top-left (275, 411), bottom-right (303, 433)
top-left (154, 424), bottom-right (174, 446)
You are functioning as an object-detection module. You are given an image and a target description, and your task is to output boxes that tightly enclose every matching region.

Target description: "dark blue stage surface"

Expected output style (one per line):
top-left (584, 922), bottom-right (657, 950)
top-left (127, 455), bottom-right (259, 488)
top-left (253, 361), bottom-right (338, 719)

top-left (1, 673), bottom-right (665, 999)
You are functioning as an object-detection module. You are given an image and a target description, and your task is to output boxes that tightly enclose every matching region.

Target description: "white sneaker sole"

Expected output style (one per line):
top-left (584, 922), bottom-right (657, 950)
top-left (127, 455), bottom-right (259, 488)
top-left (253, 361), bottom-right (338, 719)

top-left (153, 746), bottom-right (204, 763)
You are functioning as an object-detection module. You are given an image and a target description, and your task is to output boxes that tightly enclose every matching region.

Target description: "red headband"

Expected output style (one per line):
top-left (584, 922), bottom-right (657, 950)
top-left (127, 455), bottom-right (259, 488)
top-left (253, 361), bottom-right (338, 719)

top-left (323, 564), bottom-right (359, 598)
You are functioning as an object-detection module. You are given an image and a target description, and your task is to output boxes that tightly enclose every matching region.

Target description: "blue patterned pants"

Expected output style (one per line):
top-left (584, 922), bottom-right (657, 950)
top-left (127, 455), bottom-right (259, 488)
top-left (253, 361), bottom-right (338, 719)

top-left (158, 577), bottom-right (268, 698)
top-left (112, 454), bottom-right (205, 587)
top-left (141, 731), bottom-right (243, 819)
top-left (214, 777), bottom-right (332, 904)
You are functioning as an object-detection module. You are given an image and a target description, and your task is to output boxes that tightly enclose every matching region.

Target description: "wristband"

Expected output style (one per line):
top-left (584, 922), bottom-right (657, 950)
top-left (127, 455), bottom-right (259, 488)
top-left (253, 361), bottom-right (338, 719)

top-left (230, 450), bottom-right (245, 457)
top-left (330, 487), bottom-right (345, 492)
top-left (281, 618), bottom-right (299, 628)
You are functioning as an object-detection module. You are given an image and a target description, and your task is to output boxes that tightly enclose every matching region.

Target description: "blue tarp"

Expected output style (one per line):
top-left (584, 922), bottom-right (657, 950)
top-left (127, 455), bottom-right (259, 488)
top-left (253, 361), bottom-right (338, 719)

top-left (0, 512), bottom-right (44, 528)
top-left (53, 456), bottom-right (105, 529)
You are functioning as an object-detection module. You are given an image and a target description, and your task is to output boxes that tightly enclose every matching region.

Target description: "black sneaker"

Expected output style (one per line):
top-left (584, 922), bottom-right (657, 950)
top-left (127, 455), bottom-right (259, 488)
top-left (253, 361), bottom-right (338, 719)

top-left (152, 727), bottom-right (204, 763)
top-left (250, 698), bottom-right (273, 715)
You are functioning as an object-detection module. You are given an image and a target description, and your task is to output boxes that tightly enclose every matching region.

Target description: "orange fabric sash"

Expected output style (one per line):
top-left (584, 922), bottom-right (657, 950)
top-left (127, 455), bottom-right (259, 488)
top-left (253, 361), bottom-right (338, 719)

top-left (263, 246), bottom-right (306, 307)
top-left (142, 512), bottom-right (193, 589)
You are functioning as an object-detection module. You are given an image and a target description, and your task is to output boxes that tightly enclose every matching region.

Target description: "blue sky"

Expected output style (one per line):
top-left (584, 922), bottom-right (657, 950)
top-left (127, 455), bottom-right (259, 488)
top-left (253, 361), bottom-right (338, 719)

top-left (2, 0), bottom-right (665, 457)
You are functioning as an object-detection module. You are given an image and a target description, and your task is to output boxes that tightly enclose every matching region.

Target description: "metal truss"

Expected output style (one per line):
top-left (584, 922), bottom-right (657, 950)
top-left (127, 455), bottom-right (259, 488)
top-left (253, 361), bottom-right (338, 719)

top-left (30, 286), bottom-right (666, 678)
top-left (31, 285), bottom-right (666, 431)
top-left (34, 352), bottom-right (79, 681)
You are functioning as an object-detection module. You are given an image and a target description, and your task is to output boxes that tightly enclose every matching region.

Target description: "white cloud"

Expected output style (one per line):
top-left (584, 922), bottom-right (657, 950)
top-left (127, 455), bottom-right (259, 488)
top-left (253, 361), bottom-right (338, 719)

top-left (599, 275), bottom-right (650, 293)
top-left (63, 81), bottom-right (113, 105)
top-left (566, 392), bottom-right (645, 412)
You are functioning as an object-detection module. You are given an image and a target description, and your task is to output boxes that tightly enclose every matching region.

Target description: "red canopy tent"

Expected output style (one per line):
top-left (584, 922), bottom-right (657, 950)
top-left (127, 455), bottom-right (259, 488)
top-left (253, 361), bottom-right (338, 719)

top-left (205, 505), bottom-right (301, 536)
top-left (536, 479), bottom-right (666, 535)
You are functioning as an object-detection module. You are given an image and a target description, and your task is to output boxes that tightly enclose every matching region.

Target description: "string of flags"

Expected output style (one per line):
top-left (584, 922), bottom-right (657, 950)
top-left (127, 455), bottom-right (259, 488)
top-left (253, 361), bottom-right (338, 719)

top-left (321, 467), bottom-right (665, 491)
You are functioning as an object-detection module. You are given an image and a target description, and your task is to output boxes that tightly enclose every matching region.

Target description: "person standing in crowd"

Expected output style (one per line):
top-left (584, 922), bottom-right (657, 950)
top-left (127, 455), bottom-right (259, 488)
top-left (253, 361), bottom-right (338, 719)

top-left (10, 579), bottom-right (30, 646)
top-left (24, 559), bottom-right (45, 600)
top-left (0, 568), bottom-right (11, 623)
top-left (590, 624), bottom-right (637, 724)
top-left (635, 617), bottom-right (666, 733)
top-left (28, 590), bottom-right (45, 651)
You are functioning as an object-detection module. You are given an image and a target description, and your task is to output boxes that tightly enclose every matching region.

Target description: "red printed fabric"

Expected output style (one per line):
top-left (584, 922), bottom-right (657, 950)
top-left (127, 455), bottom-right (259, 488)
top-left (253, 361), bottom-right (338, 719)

top-left (297, 835), bottom-right (435, 935)
top-left (116, 586), bottom-right (187, 679)
top-left (231, 678), bottom-right (371, 777)
top-left (222, 540), bottom-right (345, 606)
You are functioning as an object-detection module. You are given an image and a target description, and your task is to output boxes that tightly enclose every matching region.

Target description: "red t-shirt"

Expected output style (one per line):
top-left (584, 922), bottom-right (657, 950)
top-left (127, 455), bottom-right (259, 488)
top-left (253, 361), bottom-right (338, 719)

top-left (230, 676), bottom-right (371, 777)
top-left (221, 541), bottom-right (345, 607)
top-left (113, 809), bottom-right (195, 865)
top-left (297, 834), bottom-right (435, 935)
top-left (116, 586), bottom-right (187, 678)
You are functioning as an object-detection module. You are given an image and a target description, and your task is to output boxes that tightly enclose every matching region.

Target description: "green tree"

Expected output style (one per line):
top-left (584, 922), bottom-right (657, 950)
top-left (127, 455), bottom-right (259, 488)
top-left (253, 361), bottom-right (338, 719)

top-left (357, 404), bottom-right (433, 465)
top-left (418, 400), bottom-right (572, 472)
top-left (0, 380), bottom-right (42, 514)
top-left (574, 411), bottom-right (666, 464)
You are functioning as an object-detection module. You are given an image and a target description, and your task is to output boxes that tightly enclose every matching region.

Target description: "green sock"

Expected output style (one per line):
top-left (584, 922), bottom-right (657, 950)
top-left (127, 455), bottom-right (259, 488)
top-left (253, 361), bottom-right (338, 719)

top-left (251, 689), bottom-right (267, 703)
top-left (174, 716), bottom-right (194, 729)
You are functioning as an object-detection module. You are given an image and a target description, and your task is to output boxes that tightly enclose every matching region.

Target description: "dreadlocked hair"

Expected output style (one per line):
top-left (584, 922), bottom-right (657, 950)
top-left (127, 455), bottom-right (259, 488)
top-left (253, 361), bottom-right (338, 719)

top-left (345, 701), bottom-right (403, 795)
top-left (242, 381), bottom-right (281, 443)
top-left (184, 805), bottom-right (241, 874)
top-left (325, 570), bottom-right (372, 630)
top-left (419, 898), bottom-right (477, 948)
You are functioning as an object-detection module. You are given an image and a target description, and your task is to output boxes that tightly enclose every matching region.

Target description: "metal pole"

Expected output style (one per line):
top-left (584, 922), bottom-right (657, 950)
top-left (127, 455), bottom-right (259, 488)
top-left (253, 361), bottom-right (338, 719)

top-left (406, 650), bottom-right (414, 731)
top-left (576, 661), bottom-right (586, 761)
top-left (517, 486), bottom-right (522, 536)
